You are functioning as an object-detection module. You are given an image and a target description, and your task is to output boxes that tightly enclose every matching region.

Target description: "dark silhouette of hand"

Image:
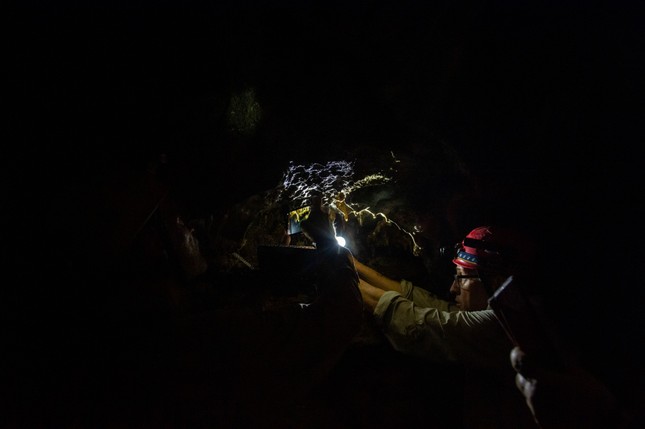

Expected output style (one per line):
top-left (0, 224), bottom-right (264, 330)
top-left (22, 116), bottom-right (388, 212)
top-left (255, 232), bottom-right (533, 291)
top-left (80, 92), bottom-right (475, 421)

top-left (300, 195), bottom-right (337, 249)
top-left (510, 346), bottom-right (623, 429)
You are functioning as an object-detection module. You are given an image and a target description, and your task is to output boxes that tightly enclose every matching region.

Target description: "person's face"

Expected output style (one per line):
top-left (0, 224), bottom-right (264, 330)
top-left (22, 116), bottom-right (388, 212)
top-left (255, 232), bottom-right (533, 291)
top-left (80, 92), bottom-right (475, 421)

top-left (449, 265), bottom-right (489, 311)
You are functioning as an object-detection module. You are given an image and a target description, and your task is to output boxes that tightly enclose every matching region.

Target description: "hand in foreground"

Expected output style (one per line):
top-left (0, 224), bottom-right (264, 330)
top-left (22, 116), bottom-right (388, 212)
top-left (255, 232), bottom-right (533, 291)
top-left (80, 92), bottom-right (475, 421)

top-left (510, 346), bottom-right (622, 429)
top-left (300, 195), bottom-right (337, 249)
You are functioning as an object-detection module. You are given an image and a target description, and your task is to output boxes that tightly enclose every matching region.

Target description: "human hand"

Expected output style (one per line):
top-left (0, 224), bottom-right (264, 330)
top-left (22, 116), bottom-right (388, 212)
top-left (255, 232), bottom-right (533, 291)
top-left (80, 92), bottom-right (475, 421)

top-left (510, 346), bottom-right (620, 429)
top-left (300, 195), bottom-right (337, 249)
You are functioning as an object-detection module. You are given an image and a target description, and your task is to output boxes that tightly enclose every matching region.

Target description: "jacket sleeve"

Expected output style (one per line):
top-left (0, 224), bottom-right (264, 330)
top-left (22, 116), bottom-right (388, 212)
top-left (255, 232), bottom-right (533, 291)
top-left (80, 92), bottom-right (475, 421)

top-left (374, 288), bottom-right (512, 369)
top-left (399, 279), bottom-right (457, 311)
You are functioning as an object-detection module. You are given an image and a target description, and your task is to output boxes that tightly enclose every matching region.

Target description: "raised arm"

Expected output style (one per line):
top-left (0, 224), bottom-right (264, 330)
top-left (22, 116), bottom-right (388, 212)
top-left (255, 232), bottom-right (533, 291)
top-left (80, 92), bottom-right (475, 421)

top-left (352, 257), bottom-right (403, 293)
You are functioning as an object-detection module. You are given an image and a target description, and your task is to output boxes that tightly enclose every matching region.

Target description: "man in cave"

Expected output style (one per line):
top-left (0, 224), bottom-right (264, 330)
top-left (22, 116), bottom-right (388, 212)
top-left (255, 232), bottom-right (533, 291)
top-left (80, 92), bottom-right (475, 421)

top-left (355, 225), bottom-right (538, 428)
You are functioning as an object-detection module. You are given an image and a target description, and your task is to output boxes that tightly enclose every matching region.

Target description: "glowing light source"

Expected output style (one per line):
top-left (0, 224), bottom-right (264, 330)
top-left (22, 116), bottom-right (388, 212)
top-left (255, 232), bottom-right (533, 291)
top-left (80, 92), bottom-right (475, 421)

top-left (278, 158), bottom-right (423, 256)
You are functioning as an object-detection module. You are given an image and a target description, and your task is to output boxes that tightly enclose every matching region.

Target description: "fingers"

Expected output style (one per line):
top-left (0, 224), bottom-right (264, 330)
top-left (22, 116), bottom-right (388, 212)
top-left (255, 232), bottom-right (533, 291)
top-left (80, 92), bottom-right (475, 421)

top-left (515, 373), bottom-right (537, 397)
top-left (310, 195), bottom-right (323, 211)
top-left (510, 346), bottom-right (525, 372)
top-left (510, 346), bottom-right (539, 379)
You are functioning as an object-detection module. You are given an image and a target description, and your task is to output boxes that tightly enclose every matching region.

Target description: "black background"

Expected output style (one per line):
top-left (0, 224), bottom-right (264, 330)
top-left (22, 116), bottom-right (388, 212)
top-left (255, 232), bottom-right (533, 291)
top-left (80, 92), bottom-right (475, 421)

top-left (9, 1), bottom-right (642, 208)
top-left (6, 0), bottom-right (644, 426)
top-left (9, 1), bottom-right (642, 229)
top-left (10, 2), bottom-right (642, 298)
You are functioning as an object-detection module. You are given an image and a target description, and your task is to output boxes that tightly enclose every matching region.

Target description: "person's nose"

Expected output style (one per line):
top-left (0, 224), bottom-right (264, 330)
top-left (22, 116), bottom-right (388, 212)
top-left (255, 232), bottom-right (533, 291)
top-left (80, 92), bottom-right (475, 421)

top-left (449, 278), bottom-right (460, 295)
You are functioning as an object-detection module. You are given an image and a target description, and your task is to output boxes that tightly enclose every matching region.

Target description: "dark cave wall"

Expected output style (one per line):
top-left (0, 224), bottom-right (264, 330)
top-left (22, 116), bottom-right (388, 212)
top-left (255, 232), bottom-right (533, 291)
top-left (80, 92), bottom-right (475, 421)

top-left (6, 1), bottom-right (643, 427)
